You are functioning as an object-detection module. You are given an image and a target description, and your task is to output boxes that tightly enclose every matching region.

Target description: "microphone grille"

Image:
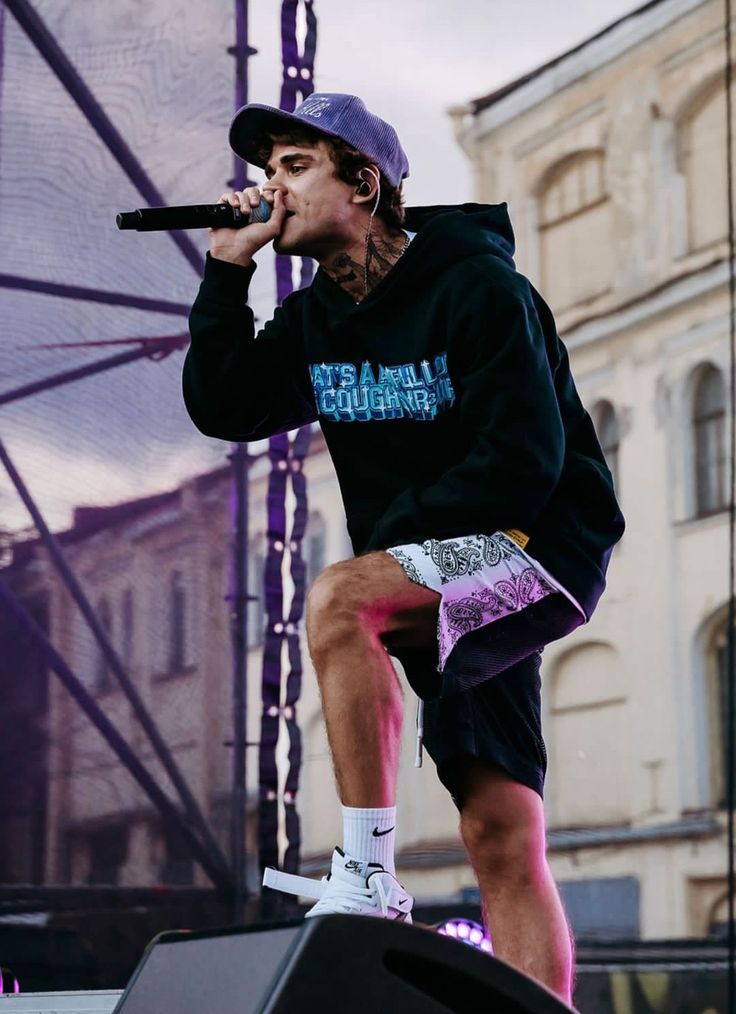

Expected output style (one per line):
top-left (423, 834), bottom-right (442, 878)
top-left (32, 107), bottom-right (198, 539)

top-left (249, 197), bottom-right (271, 224)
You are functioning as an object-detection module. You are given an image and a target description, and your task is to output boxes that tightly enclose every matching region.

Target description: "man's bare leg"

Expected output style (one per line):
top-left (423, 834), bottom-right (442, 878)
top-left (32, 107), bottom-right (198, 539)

top-left (305, 551), bottom-right (441, 806)
top-left (305, 552), bottom-right (573, 1004)
top-left (455, 757), bottom-right (574, 1006)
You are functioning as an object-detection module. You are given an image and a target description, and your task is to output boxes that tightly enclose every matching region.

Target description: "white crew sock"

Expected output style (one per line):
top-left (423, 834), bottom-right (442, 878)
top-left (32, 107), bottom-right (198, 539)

top-left (341, 805), bottom-right (397, 876)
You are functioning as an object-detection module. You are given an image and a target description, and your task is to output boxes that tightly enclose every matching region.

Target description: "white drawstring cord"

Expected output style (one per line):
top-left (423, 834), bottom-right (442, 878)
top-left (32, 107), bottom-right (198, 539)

top-left (414, 698), bottom-right (424, 768)
top-left (363, 174), bottom-right (381, 300)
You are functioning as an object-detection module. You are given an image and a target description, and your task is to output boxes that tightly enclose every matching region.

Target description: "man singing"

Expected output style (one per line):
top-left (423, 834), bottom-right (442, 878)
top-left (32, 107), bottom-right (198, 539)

top-left (182, 92), bottom-right (625, 1006)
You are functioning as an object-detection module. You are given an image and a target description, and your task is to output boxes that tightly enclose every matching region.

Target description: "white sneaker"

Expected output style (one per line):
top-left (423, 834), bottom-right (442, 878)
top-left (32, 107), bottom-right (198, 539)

top-left (262, 846), bottom-right (414, 923)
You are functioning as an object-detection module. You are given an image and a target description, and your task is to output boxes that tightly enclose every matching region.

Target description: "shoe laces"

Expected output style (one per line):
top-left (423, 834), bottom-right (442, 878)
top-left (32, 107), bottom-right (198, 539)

top-left (311, 871), bottom-right (390, 915)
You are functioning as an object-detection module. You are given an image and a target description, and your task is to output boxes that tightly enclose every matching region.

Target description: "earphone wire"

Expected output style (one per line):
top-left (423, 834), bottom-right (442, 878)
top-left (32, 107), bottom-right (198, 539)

top-left (363, 169), bottom-right (381, 300)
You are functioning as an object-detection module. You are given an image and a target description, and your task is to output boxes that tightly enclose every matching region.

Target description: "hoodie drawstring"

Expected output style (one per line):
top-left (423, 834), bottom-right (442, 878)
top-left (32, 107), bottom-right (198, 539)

top-left (414, 698), bottom-right (424, 768)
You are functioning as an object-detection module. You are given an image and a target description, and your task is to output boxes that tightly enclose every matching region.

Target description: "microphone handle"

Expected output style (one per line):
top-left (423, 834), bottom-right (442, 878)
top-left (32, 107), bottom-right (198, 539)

top-left (116, 197), bottom-right (271, 231)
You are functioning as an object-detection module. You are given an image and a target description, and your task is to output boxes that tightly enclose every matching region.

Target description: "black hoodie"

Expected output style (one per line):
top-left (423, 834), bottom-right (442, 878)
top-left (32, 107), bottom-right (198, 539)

top-left (183, 202), bottom-right (625, 622)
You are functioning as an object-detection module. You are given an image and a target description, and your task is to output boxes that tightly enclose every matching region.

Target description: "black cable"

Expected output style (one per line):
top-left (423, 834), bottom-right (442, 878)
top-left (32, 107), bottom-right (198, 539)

top-left (725, 0), bottom-right (736, 1010)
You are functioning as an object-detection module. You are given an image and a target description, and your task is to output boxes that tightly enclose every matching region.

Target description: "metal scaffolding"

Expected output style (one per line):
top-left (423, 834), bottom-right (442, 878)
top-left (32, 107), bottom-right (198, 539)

top-left (0, 0), bottom-right (289, 924)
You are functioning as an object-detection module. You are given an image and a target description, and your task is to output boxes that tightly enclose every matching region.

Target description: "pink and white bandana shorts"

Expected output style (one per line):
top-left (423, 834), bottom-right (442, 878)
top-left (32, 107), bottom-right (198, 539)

top-left (386, 530), bottom-right (586, 674)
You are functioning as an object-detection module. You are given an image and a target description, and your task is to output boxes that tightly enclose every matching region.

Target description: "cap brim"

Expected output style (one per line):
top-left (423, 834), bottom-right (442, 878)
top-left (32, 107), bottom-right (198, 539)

top-left (228, 103), bottom-right (342, 167)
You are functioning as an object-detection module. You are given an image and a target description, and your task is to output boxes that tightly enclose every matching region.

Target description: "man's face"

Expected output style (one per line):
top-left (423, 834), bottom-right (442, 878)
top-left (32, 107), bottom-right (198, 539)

top-left (263, 139), bottom-right (356, 258)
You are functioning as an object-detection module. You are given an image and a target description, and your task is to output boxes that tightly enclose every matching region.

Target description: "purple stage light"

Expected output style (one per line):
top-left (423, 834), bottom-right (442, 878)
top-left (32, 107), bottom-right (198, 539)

top-left (437, 918), bottom-right (492, 954)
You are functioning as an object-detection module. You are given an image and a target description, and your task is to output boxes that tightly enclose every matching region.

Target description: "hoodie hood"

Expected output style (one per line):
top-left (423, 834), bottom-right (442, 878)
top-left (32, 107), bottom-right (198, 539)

top-left (404, 202), bottom-right (516, 269)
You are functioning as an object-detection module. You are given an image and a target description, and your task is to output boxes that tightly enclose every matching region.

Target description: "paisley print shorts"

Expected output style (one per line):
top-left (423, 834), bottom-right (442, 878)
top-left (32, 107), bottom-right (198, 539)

top-left (386, 531), bottom-right (586, 675)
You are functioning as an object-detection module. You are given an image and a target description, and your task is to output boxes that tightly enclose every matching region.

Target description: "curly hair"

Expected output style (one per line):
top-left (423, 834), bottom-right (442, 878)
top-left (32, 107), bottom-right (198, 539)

top-left (255, 124), bottom-right (406, 231)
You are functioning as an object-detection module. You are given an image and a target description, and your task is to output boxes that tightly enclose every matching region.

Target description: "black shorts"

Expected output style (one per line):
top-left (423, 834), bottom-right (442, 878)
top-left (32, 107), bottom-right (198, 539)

top-left (389, 594), bottom-right (585, 808)
top-left (394, 648), bottom-right (547, 810)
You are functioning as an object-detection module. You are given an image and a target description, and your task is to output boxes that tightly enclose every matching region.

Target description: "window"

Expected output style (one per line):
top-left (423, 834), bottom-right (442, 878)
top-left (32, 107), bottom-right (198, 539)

top-left (121, 587), bottom-right (134, 669)
top-left (168, 570), bottom-right (186, 673)
top-left (93, 597), bottom-right (113, 693)
top-left (709, 619), bottom-right (734, 807)
top-left (86, 824), bottom-right (128, 885)
top-left (692, 364), bottom-right (726, 517)
top-left (247, 535), bottom-right (266, 649)
top-left (150, 564), bottom-right (195, 677)
top-left (305, 512), bottom-right (326, 587)
top-left (592, 400), bottom-right (620, 493)
top-left (537, 150), bottom-right (612, 310)
top-left (678, 80), bottom-right (732, 253)
top-left (558, 877), bottom-right (640, 940)
top-left (709, 892), bottom-right (732, 939)
top-left (159, 824), bottom-right (194, 885)
top-left (73, 608), bottom-right (95, 690)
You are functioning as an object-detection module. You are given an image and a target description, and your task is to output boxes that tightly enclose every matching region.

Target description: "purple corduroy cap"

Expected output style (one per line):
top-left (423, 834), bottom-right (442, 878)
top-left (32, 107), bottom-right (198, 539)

top-left (229, 92), bottom-right (410, 188)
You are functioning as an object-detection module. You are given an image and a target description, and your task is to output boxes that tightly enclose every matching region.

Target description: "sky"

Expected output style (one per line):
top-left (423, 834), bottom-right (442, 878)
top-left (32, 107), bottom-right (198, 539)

top-left (249, 0), bottom-right (653, 207)
top-left (0, 0), bottom-right (656, 534)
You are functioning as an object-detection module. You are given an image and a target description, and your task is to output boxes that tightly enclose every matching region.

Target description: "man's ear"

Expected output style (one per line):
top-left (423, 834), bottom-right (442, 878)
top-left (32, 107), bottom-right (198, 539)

top-left (352, 165), bottom-right (380, 203)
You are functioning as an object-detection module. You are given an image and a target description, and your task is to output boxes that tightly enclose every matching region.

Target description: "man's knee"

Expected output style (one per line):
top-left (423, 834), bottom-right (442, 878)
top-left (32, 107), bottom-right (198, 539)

top-left (306, 560), bottom-right (359, 619)
top-left (454, 759), bottom-right (547, 880)
top-left (305, 551), bottom-right (441, 659)
top-left (461, 817), bottom-right (546, 883)
top-left (305, 561), bottom-right (364, 656)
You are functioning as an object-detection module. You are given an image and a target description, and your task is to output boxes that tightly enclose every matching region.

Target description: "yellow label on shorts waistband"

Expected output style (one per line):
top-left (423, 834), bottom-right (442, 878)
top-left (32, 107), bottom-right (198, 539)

top-left (502, 528), bottom-right (530, 549)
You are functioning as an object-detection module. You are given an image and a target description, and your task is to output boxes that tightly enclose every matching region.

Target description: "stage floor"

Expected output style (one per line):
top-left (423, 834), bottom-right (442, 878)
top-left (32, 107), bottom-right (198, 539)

top-left (0, 993), bottom-right (122, 1013)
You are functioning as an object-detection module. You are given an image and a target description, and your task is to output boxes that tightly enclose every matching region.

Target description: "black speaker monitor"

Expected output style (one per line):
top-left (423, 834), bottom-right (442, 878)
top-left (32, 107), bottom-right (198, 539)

top-left (113, 914), bottom-right (574, 1013)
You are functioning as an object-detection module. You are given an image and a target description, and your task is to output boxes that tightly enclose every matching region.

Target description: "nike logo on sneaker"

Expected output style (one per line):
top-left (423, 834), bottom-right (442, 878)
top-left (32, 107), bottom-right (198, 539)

top-left (372, 826), bottom-right (395, 837)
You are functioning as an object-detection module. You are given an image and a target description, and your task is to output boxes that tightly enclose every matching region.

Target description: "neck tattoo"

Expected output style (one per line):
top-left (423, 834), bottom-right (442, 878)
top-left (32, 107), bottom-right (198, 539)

top-left (363, 232), bottom-right (409, 300)
top-left (324, 230), bottom-right (410, 303)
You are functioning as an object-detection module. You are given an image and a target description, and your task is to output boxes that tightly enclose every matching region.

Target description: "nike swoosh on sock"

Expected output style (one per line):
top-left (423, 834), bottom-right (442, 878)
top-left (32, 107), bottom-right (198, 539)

top-left (372, 826), bottom-right (395, 837)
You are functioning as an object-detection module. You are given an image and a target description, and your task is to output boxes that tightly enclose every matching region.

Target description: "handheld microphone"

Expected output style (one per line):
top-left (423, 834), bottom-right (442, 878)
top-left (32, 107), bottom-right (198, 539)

top-left (116, 197), bottom-right (272, 231)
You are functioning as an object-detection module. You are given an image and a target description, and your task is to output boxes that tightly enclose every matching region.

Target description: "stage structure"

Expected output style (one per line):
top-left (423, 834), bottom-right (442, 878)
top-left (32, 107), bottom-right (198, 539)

top-left (0, 0), bottom-right (317, 924)
top-left (256, 0), bottom-right (317, 920)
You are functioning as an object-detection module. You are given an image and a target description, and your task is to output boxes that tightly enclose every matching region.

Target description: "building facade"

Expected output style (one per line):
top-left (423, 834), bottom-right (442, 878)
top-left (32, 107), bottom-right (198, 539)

top-left (448, 0), bottom-right (731, 939)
